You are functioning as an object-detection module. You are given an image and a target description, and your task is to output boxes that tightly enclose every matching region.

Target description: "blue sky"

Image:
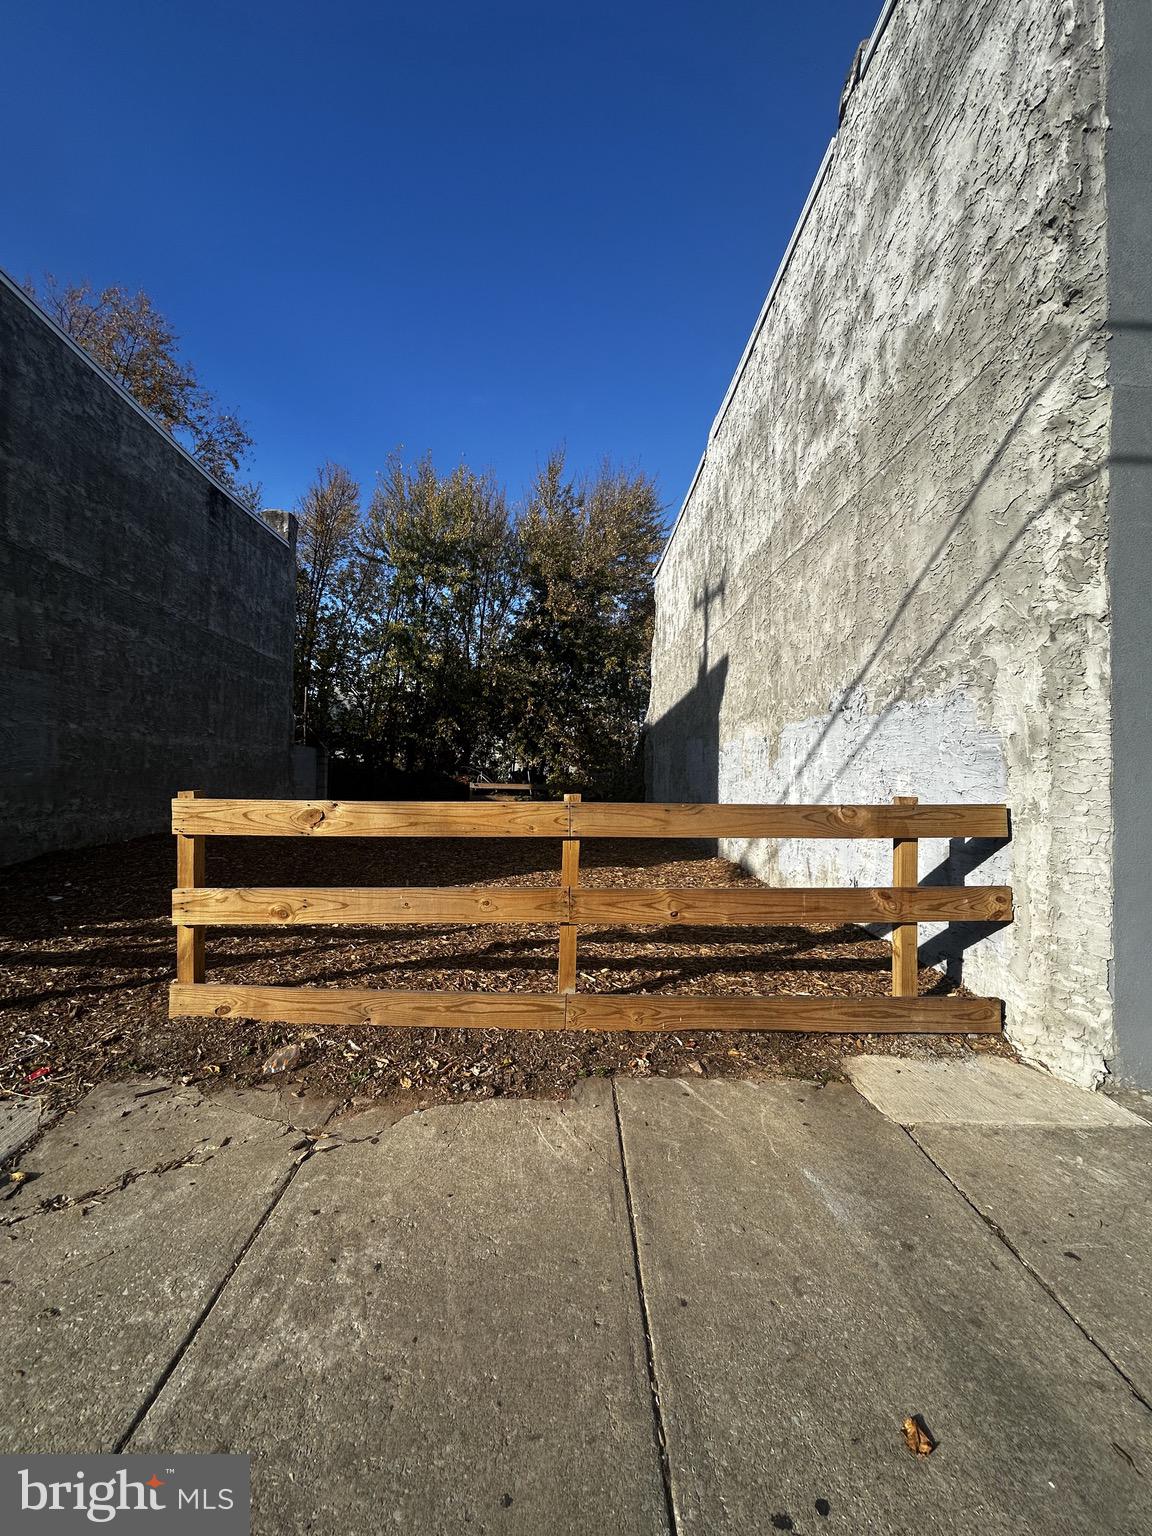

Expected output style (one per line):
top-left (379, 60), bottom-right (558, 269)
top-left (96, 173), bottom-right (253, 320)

top-left (5, 0), bottom-right (882, 520)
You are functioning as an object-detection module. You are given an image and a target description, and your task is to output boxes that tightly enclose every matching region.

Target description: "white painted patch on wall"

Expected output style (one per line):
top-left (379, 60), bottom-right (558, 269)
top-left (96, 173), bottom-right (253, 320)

top-left (718, 687), bottom-right (1007, 889)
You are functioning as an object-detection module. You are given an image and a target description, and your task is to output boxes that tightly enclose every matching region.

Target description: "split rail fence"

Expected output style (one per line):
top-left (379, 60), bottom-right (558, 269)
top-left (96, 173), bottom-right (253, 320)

top-left (169, 791), bottom-right (1012, 1033)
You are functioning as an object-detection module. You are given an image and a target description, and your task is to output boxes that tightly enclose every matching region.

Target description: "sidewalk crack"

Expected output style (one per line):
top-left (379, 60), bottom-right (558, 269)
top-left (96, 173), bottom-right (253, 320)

top-left (2, 1146), bottom-right (220, 1228)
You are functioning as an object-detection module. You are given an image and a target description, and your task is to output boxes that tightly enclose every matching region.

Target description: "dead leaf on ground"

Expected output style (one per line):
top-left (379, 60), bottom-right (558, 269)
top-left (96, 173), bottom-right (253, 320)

top-left (263, 1043), bottom-right (303, 1076)
top-left (902, 1415), bottom-right (937, 1457)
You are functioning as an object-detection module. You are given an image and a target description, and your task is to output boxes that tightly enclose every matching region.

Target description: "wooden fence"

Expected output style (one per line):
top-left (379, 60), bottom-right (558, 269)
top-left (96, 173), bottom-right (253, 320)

top-left (169, 791), bottom-right (1012, 1033)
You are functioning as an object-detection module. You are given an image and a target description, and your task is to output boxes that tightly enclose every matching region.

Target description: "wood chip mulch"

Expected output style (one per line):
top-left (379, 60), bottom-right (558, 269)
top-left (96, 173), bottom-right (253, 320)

top-left (0, 833), bottom-right (1012, 1121)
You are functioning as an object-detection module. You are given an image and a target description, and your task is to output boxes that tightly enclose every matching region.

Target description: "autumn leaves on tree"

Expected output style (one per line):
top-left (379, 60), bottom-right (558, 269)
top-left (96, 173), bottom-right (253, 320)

top-left (25, 274), bottom-right (260, 506)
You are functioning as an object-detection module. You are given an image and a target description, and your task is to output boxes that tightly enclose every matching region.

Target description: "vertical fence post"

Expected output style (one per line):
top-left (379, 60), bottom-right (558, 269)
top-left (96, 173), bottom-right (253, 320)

top-left (891, 794), bottom-right (919, 997)
top-left (557, 792), bottom-right (581, 994)
top-left (176, 788), bottom-right (206, 985)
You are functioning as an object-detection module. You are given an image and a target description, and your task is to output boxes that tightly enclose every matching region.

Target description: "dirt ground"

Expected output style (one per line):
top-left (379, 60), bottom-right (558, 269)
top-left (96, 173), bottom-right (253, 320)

top-left (0, 833), bottom-right (1011, 1119)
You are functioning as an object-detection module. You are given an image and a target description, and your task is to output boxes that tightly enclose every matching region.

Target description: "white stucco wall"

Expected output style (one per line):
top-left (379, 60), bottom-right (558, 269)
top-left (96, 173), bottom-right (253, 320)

top-left (648, 0), bottom-right (1112, 1085)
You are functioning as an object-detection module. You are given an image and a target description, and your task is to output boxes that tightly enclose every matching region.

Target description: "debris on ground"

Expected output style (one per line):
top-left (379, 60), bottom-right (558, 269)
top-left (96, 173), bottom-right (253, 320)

top-left (902, 1415), bottom-right (938, 1457)
top-left (0, 832), bottom-right (1013, 1123)
top-left (262, 1042), bottom-right (304, 1076)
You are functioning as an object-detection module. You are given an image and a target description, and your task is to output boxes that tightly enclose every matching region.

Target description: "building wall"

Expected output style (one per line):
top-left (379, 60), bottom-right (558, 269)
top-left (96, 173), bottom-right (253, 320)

top-left (0, 272), bottom-right (294, 865)
top-left (648, 0), bottom-right (1113, 1085)
top-left (1105, 0), bottom-right (1152, 1082)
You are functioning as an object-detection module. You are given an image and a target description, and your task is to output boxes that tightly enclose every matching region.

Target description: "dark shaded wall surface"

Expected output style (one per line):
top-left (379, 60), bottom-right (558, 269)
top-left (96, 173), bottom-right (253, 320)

top-left (1106, 0), bottom-right (1152, 1085)
top-left (0, 274), bottom-right (293, 865)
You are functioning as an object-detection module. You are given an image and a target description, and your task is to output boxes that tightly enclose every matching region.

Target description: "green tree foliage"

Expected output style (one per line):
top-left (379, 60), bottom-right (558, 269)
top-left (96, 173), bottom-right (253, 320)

top-left (357, 454), bottom-right (520, 776)
top-left (294, 462), bottom-right (362, 740)
top-left (26, 274), bottom-right (259, 505)
top-left (506, 452), bottom-right (663, 796)
top-left (292, 451), bottom-right (663, 798)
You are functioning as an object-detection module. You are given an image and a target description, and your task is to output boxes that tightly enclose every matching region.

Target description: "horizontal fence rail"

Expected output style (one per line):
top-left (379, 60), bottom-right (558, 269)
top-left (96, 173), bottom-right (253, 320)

top-left (169, 790), bottom-right (1012, 1035)
top-left (172, 885), bottom-right (1013, 927)
top-left (170, 986), bottom-right (1003, 1033)
top-left (172, 887), bottom-right (568, 925)
top-left (171, 799), bottom-right (571, 838)
top-left (171, 797), bottom-right (1011, 841)
top-left (569, 802), bottom-right (1010, 840)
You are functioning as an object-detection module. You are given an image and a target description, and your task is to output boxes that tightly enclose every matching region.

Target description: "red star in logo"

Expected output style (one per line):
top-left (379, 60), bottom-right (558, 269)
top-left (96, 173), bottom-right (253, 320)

top-left (146, 1476), bottom-right (165, 1489)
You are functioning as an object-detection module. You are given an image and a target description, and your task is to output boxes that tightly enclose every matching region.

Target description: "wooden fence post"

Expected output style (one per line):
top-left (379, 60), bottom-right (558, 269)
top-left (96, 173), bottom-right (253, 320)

top-left (891, 794), bottom-right (918, 997)
top-left (176, 789), bottom-right (206, 984)
top-left (557, 792), bottom-right (581, 994)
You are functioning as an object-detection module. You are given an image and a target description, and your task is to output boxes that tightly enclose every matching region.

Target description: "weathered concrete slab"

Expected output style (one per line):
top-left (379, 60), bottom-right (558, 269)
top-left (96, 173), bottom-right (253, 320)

top-left (212, 1082), bottom-right (343, 1133)
top-left (11, 1080), bottom-right (336, 1209)
top-left (0, 1085), bottom-right (304, 1452)
top-left (616, 1078), bottom-right (1152, 1535)
top-left (912, 1124), bottom-right (1152, 1404)
top-left (15, 1078), bottom-right (228, 1205)
top-left (130, 1083), bottom-right (669, 1536)
top-left (1106, 1085), bottom-right (1152, 1124)
top-left (315, 1099), bottom-right (412, 1144)
top-left (0, 1094), bottom-right (42, 1165)
top-left (845, 1054), bottom-right (1145, 1127)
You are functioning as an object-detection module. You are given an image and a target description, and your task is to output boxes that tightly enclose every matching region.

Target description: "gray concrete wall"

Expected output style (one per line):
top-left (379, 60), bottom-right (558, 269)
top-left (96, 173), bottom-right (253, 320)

top-left (0, 271), bottom-right (294, 865)
top-left (648, 0), bottom-right (1114, 1086)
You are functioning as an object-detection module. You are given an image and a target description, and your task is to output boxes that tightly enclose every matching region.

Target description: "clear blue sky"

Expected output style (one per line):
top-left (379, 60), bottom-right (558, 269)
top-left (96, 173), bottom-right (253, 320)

top-left (4, 0), bottom-right (882, 520)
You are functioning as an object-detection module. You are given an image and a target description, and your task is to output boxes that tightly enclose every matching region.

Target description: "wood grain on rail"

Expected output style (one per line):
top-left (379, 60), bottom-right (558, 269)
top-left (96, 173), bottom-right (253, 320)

top-left (169, 984), bottom-right (566, 1028)
top-left (170, 984), bottom-right (1001, 1033)
top-left (172, 887), bottom-right (564, 925)
top-left (569, 802), bottom-right (1010, 839)
top-left (564, 994), bottom-right (1002, 1032)
top-left (172, 797), bottom-right (1010, 841)
top-left (171, 798), bottom-right (570, 838)
top-left (172, 884), bottom-right (1012, 927)
top-left (569, 886), bottom-right (1012, 925)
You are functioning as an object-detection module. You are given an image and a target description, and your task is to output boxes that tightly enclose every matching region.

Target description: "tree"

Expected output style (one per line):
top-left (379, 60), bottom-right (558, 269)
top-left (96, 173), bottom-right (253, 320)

top-left (357, 454), bottom-right (521, 777)
top-left (294, 463), bottom-right (362, 741)
top-left (286, 447), bottom-right (663, 797)
top-left (506, 451), bottom-right (664, 796)
top-left (26, 274), bottom-right (258, 503)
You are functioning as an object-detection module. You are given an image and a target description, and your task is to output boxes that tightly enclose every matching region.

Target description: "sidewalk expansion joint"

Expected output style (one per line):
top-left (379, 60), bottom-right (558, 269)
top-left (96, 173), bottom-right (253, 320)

top-left (114, 1106), bottom-right (342, 1453)
top-left (611, 1079), bottom-right (681, 1536)
top-left (903, 1125), bottom-right (1152, 1417)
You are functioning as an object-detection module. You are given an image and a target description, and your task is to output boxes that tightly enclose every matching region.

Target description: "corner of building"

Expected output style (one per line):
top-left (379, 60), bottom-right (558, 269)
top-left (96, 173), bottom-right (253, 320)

top-left (1105, 0), bottom-right (1152, 1085)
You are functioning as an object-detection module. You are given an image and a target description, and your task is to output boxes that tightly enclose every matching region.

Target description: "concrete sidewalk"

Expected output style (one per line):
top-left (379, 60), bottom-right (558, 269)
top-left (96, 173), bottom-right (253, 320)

top-left (1, 1061), bottom-right (1149, 1534)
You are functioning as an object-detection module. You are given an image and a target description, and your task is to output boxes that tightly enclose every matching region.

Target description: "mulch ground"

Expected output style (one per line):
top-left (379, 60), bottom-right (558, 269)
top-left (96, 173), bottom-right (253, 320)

top-left (0, 833), bottom-right (1011, 1119)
